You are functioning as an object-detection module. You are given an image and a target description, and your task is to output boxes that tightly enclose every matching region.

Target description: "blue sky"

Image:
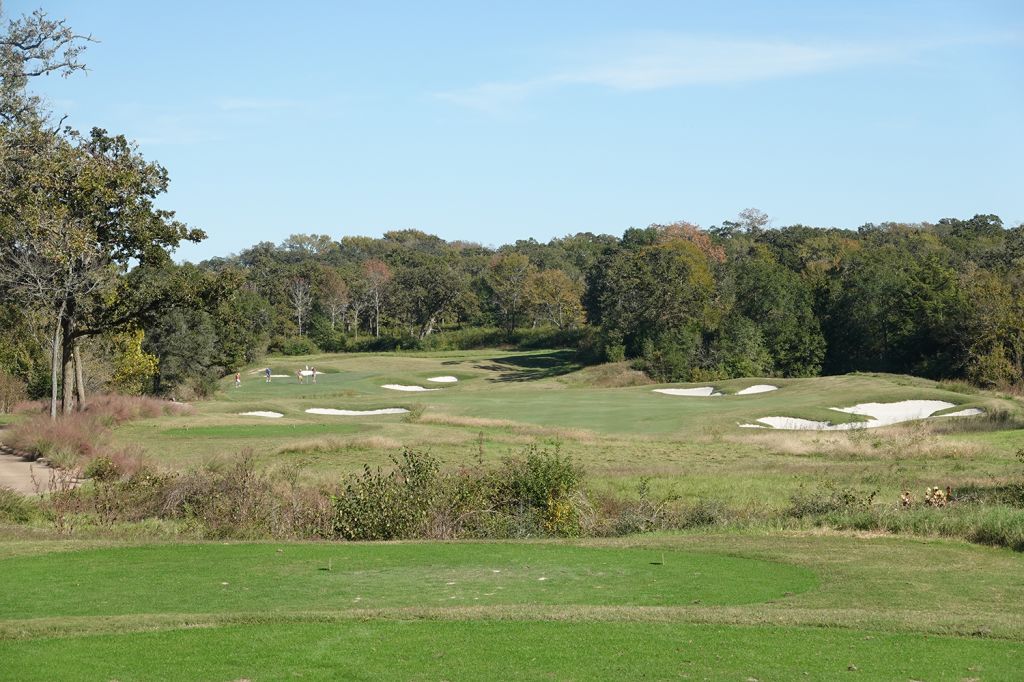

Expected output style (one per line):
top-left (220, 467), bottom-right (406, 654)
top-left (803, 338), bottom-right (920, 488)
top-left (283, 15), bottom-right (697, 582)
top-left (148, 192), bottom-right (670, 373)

top-left (8, 0), bottom-right (1023, 261)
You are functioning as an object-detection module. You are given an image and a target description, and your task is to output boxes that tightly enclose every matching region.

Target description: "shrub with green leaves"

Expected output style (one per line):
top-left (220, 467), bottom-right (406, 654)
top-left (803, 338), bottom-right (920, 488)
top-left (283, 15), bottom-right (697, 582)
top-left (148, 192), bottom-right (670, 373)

top-left (332, 449), bottom-right (440, 540)
top-left (490, 445), bottom-right (584, 537)
top-left (84, 456), bottom-right (121, 482)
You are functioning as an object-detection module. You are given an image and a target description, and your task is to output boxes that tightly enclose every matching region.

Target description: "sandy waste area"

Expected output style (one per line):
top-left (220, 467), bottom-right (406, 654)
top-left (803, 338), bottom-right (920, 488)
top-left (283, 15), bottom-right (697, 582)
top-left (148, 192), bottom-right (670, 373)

top-left (306, 408), bottom-right (409, 416)
top-left (740, 400), bottom-right (983, 430)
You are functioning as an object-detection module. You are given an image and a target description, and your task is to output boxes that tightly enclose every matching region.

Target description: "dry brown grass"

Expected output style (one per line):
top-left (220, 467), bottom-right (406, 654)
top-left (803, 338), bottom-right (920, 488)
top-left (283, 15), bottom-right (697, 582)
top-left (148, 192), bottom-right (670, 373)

top-left (4, 395), bottom-right (190, 462)
top-left (278, 435), bottom-right (404, 455)
top-left (7, 412), bottom-right (108, 460)
top-left (83, 394), bottom-right (191, 423)
top-left (348, 435), bottom-right (403, 450)
top-left (732, 425), bottom-right (982, 461)
top-left (418, 414), bottom-right (519, 429)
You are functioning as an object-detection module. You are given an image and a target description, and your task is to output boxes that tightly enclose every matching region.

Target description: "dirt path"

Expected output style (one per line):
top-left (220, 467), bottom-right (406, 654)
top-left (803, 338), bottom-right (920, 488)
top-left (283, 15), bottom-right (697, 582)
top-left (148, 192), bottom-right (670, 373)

top-left (0, 429), bottom-right (47, 495)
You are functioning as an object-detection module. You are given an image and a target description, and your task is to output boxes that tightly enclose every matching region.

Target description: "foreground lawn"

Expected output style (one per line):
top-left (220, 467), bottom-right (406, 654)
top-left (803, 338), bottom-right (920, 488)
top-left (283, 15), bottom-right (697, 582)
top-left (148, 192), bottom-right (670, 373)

top-left (3, 620), bottom-right (1020, 681)
top-left (0, 543), bottom-right (815, 619)
top-left (1, 532), bottom-right (1021, 679)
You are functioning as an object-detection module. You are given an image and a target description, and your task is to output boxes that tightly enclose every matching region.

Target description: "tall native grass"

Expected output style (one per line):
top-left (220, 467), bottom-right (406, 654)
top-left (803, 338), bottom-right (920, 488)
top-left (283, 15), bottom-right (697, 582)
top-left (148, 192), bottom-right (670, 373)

top-left (5, 395), bottom-right (189, 462)
top-left (4, 437), bottom-right (1023, 551)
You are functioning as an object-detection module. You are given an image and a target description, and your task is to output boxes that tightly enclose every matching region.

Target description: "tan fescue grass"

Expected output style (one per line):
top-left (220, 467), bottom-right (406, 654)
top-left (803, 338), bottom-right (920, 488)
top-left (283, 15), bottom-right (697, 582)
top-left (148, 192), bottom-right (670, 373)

top-left (732, 425), bottom-right (983, 461)
top-left (5, 395), bottom-right (190, 462)
top-left (417, 414), bottom-right (519, 429)
top-left (83, 394), bottom-right (192, 423)
top-left (277, 435), bottom-right (405, 456)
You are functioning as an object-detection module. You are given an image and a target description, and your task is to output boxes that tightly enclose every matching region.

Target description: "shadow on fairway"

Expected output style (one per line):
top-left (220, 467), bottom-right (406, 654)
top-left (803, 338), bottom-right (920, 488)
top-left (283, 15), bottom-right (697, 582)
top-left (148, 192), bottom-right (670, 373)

top-left (474, 350), bottom-right (581, 382)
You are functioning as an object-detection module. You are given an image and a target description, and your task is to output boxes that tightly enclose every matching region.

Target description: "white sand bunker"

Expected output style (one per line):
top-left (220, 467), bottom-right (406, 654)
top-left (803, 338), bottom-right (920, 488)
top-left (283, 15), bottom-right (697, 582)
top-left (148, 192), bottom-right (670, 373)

top-left (382, 384), bottom-right (439, 392)
top-left (239, 411), bottom-right (283, 418)
top-left (306, 408), bottom-right (409, 416)
top-left (653, 387), bottom-right (721, 397)
top-left (937, 408), bottom-right (984, 418)
top-left (740, 400), bottom-right (981, 431)
top-left (427, 376), bottom-right (459, 383)
top-left (735, 384), bottom-right (778, 395)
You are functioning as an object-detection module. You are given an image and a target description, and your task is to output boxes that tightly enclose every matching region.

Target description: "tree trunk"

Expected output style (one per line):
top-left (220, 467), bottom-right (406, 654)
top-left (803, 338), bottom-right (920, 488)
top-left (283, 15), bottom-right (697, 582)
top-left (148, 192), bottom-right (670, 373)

top-left (419, 316), bottom-right (435, 339)
top-left (73, 341), bottom-right (87, 409)
top-left (49, 313), bottom-right (62, 420)
top-left (61, 316), bottom-right (75, 415)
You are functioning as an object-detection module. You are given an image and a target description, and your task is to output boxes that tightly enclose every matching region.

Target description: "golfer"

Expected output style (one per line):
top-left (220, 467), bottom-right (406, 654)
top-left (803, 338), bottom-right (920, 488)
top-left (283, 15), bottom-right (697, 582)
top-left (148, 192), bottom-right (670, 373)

top-left (265, 367), bottom-right (272, 383)
top-left (311, 366), bottom-right (317, 383)
top-left (234, 372), bottom-right (241, 388)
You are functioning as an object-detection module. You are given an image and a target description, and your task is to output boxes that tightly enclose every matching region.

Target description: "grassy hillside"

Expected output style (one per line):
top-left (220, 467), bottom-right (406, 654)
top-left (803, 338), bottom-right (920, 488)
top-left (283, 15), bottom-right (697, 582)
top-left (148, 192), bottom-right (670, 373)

top-left (108, 349), bottom-right (1022, 506)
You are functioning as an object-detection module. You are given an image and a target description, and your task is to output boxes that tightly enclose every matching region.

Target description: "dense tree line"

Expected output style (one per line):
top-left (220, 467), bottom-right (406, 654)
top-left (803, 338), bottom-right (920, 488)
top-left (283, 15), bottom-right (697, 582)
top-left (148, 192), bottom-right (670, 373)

top-left (110, 212), bottom-right (1023, 397)
top-left (1, 6), bottom-right (1021, 408)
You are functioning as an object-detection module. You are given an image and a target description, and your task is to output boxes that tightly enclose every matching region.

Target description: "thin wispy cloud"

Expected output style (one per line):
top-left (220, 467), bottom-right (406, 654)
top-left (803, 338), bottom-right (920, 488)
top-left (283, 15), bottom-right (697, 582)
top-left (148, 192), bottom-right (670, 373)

top-left (122, 109), bottom-right (221, 147)
top-left (216, 97), bottom-right (304, 112)
top-left (436, 33), bottom-right (1016, 112)
top-left (436, 80), bottom-right (550, 114)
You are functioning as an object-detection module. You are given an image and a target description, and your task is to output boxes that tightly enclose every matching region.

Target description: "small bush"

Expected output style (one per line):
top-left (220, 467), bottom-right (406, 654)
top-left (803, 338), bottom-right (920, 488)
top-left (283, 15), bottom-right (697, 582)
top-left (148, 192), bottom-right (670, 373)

top-left (173, 453), bottom-right (278, 539)
top-left (681, 497), bottom-right (728, 528)
top-left (84, 456), bottom-right (121, 482)
top-left (787, 481), bottom-right (877, 518)
top-left (332, 448), bottom-right (440, 540)
top-left (491, 445), bottom-right (584, 537)
top-left (610, 477), bottom-right (680, 535)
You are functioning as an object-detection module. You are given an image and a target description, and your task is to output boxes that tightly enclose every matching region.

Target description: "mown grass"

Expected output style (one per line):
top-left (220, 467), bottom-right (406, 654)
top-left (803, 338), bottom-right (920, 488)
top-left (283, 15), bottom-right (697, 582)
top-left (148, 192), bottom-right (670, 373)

top-left (0, 543), bottom-right (815, 620)
top-left (0, 533), bottom-right (1022, 679)
top-left (3, 621), bottom-right (1020, 681)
